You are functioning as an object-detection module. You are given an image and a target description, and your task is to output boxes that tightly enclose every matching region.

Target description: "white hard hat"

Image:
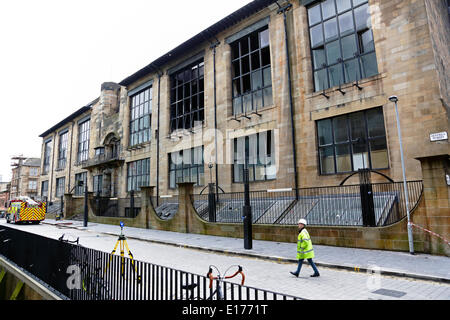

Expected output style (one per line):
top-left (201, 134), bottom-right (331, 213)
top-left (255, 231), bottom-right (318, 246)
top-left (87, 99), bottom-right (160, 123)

top-left (298, 219), bottom-right (307, 226)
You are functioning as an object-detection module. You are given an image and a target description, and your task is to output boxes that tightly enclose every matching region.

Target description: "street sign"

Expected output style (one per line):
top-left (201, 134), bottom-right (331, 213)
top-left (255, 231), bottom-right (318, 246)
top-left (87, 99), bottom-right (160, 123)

top-left (430, 132), bottom-right (448, 142)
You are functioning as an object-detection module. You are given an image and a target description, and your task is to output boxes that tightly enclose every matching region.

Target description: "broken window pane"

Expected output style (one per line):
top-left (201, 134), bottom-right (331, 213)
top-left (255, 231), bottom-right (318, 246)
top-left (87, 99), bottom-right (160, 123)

top-left (260, 29), bottom-right (270, 48)
top-left (231, 26), bottom-right (272, 115)
top-left (360, 52), bottom-right (378, 78)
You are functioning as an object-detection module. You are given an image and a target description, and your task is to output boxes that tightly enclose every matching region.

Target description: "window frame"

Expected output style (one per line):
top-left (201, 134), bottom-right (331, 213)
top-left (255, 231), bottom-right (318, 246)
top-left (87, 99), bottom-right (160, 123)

top-left (230, 25), bottom-right (273, 116)
top-left (55, 177), bottom-right (65, 198)
top-left (232, 130), bottom-right (276, 183)
top-left (74, 172), bottom-right (87, 196)
top-left (77, 119), bottom-right (90, 164)
top-left (127, 158), bottom-right (150, 192)
top-left (168, 146), bottom-right (204, 189)
top-left (169, 60), bottom-right (205, 133)
top-left (129, 86), bottom-right (152, 147)
top-left (93, 175), bottom-right (103, 195)
top-left (41, 180), bottom-right (49, 198)
top-left (307, 0), bottom-right (378, 92)
top-left (28, 180), bottom-right (37, 191)
top-left (58, 131), bottom-right (68, 170)
top-left (43, 140), bottom-right (52, 175)
top-left (316, 107), bottom-right (389, 175)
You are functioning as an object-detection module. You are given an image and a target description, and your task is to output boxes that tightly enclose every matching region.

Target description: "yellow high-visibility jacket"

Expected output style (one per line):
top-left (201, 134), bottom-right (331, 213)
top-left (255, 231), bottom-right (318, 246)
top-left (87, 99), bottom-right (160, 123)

top-left (297, 228), bottom-right (315, 260)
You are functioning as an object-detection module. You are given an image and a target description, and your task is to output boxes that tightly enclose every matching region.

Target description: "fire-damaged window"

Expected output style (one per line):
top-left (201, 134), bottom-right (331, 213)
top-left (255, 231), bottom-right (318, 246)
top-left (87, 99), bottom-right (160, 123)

top-left (307, 0), bottom-right (378, 91)
top-left (170, 59), bottom-right (205, 132)
top-left (316, 107), bottom-right (388, 174)
top-left (230, 26), bottom-right (273, 115)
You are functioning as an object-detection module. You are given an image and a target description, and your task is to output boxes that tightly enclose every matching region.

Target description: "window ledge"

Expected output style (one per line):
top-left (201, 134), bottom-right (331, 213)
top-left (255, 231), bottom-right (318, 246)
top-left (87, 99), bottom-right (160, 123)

top-left (305, 72), bottom-right (386, 100)
top-left (227, 104), bottom-right (276, 121)
top-left (167, 124), bottom-right (205, 140)
top-left (127, 140), bottom-right (151, 151)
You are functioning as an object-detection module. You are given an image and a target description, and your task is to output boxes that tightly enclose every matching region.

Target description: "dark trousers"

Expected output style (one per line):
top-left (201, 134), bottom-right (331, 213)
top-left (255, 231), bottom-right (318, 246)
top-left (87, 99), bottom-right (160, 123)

top-left (295, 258), bottom-right (320, 275)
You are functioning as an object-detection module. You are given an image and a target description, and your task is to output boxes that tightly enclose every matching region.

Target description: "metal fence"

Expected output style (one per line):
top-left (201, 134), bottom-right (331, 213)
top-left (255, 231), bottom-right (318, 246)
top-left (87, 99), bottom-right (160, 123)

top-left (0, 225), bottom-right (301, 300)
top-left (191, 181), bottom-right (423, 227)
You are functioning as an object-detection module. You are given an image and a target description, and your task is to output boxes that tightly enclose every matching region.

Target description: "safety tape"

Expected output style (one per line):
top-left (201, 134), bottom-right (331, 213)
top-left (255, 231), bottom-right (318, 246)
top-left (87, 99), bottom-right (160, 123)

top-left (409, 222), bottom-right (450, 246)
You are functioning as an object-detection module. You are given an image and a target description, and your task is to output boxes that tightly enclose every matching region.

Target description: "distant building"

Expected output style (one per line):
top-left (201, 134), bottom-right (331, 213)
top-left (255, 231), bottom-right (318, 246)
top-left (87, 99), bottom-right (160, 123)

top-left (0, 181), bottom-right (10, 212)
top-left (10, 156), bottom-right (41, 200)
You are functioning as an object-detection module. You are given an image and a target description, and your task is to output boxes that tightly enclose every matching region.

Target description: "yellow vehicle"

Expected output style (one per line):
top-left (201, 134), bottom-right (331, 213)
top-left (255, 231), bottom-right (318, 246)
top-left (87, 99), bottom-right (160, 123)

top-left (6, 197), bottom-right (46, 224)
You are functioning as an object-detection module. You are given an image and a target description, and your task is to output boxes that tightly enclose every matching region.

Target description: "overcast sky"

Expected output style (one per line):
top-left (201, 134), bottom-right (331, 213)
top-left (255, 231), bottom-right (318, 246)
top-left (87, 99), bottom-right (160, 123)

top-left (0, 0), bottom-right (253, 182)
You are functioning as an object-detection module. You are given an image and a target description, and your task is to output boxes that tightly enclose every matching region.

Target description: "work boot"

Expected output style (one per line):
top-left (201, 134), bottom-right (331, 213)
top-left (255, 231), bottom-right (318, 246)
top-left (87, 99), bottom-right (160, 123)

top-left (290, 271), bottom-right (299, 277)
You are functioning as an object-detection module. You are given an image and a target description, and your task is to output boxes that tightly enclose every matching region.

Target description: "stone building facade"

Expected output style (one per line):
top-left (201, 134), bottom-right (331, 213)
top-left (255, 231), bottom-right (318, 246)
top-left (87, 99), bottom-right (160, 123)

top-left (38, 0), bottom-right (449, 214)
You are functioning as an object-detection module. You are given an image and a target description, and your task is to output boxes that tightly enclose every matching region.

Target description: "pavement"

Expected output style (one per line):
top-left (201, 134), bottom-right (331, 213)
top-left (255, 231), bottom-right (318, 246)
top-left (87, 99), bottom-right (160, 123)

top-left (43, 218), bottom-right (450, 284)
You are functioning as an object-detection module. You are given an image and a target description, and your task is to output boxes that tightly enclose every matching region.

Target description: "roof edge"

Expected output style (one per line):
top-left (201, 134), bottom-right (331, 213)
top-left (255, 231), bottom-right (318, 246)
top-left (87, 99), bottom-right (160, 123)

top-left (38, 103), bottom-right (94, 138)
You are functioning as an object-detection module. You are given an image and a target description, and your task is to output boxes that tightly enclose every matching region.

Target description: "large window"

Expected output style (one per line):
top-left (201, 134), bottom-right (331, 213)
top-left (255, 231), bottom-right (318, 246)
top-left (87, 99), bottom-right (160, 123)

top-left (307, 0), bottom-right (378, 91)
top-left (58, 131), bottom-right (68, 170)
top-left (231, 26), bottom-right (272, 115)
top-left (127, 158), bottom-right (150, 192)
top-left (93, 175), bottom-right (103, 195)
top-left (170, 60), bottom-right (204, 132)
top-left (130, 87), bottom-right (152, 146)
top-left (233, 131), bottom-right (276, 183)
top-left (74, 172), bottom-right (87, 196)
top-left (77, 119), bottom-right (90, 164)
top-left (43, 140), bottom-right (52, 175)
top-left (29, 168), bottom-right (39, 177)
top-left (28, 180), bottom-right (37, 191)
top-left (41, 181), bottom-right (49, 198)
top-left (317, 107), bottom-right (388, 174)
top-left (55, 177), bottom-right (65, 197)
top-left (169, 146), bottom-right (204, 189)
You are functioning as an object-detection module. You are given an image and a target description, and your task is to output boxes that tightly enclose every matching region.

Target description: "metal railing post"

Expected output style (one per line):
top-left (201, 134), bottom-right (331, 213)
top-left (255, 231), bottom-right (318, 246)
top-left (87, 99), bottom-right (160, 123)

top-left (208, 183), bottom-right (216, 223)
top-left (243, 166), bottom-right (252, 250)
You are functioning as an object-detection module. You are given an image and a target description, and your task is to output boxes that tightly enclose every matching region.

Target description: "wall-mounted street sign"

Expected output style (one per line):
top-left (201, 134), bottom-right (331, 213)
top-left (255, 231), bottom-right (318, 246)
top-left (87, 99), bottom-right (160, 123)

top-left (429, 132), bottom-right (448, 142)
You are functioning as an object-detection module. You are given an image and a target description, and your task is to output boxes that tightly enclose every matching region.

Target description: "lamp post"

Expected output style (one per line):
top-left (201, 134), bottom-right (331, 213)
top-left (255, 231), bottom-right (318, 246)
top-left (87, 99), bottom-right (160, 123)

top-left (389, 95), bottom-right (414, 255)
top-left (207, 163), bottom-right (216, 223)
top-left (243, 161), bottom-right (252, 250)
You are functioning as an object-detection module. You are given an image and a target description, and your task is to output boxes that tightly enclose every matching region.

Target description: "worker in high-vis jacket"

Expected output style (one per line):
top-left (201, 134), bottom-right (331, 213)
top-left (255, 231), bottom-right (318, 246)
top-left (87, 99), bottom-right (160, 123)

top-left (290, 219), bottom-right (320, 278)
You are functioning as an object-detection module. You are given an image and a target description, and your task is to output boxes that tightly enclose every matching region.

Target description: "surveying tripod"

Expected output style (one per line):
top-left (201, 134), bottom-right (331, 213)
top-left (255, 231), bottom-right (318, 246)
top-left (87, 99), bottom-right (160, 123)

top-left (106, 221), bottom-right (142, 283)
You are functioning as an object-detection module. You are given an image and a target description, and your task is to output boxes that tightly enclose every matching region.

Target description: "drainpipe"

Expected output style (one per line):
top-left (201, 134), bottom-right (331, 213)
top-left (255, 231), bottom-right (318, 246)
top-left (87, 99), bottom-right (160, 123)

top-left (156, 73), bottom-right (161, 203)
top-left (49, 132), bottom-right (56, 203)
top-left (67, 121), bottom-right (74, 192)
top-left (210, 39), bottom-right (220, 198)
top-left (149, 63), bottom-right (163, 205)
top-left (277, 2), bottom-right (299, 199)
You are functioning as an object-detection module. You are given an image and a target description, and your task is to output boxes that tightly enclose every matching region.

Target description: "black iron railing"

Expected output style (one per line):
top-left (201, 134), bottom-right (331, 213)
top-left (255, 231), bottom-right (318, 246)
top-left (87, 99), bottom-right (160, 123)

top-left (81, 149), bottom-right (124, 169)
top-left (191, 181), bottom-right (423, 227)
top-left (0, 226), bottom-right (301, 300)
